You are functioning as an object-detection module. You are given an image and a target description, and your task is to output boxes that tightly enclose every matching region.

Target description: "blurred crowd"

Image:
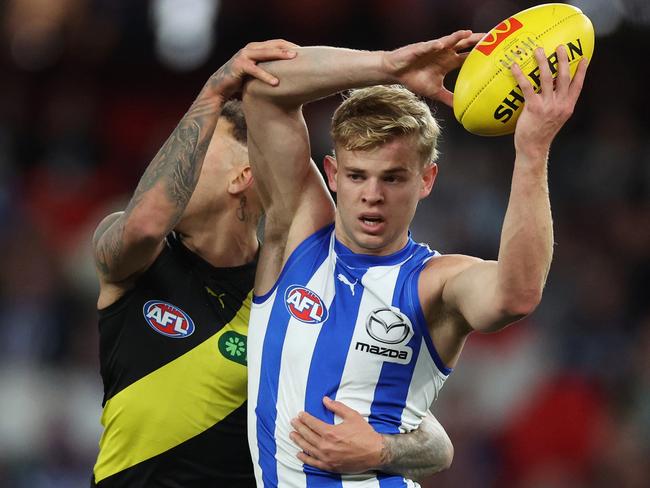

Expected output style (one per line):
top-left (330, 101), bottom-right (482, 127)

top-left (0, 1), bottom-right (648, 487)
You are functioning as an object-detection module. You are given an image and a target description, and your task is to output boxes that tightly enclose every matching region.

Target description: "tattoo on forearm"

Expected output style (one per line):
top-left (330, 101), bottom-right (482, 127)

top-left (95, 63), bottom-right (232, 277)
top-left (380, 417), bottom-right (451, 481)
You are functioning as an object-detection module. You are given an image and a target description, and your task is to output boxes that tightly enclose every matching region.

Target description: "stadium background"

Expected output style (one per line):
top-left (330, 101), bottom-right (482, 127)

top-left (0, 0), bottom-right (648, 486)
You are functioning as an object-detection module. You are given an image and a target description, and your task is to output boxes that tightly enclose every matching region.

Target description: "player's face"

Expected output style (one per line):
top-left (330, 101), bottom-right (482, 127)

top-left (325, 135), bottom-right (437, 255)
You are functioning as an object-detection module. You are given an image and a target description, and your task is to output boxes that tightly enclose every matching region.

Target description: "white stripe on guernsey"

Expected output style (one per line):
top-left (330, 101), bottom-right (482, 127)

top-left (332, 264), bottom-right (401, 485)
top-left (247, 289), bottom-right (276, 485)
top-left (274, 254), bottom-right (337, 488)
top-left (340, 475), bottom-right (420, 488)
top-left (342, 475), bottom-right (380, 488)
top-left (400, 336), bottom-right (442, 431)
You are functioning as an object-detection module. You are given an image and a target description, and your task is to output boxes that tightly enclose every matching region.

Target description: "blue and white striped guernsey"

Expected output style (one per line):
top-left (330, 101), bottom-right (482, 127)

top-left (247, 224), bottom-right (452, 487)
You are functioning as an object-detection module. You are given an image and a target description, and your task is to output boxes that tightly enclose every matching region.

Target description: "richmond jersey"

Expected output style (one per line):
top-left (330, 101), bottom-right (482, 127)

top-left (247, 224), bottom-right (452, 487)
top-left (93, 233), bottom-right (256, 487)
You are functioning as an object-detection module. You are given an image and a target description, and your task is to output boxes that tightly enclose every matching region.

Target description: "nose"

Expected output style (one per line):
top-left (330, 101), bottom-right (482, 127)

top-left (361, 179), bottom-right (383, 204)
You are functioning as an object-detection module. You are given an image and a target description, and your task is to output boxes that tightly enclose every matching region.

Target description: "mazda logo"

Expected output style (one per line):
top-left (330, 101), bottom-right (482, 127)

top-left (365, 307), bottom-right (412, 345)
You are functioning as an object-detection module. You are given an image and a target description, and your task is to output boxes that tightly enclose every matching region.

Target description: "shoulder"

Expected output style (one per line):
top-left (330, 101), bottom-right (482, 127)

top-left (418, 254), bottom-right (484, 300)
top-left (422, 253), bottom-right (483, 276)
top-left (93, 211), bottom-right (124, 246)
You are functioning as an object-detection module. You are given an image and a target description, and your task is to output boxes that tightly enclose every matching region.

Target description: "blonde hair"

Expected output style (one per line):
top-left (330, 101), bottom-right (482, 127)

top-left (331, 85), bottom-right (440, 163)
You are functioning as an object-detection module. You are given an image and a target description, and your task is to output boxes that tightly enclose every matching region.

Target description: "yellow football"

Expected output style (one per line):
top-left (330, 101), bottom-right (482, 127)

top-left (453, 3), bottom-right (594, 136)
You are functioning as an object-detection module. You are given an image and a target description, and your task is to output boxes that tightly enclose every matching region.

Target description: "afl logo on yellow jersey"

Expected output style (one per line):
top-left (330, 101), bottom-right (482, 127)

top-left (143, 300), bottom-right (195, 338)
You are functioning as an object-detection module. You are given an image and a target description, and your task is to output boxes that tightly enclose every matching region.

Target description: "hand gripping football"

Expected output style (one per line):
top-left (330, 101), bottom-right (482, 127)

top-left (453, 3), bottom-right (594, 136)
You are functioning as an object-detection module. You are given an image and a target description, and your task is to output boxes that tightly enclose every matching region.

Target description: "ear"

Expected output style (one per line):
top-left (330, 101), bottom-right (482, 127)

top-left (227, 164), bottom-right (254, 196)
top-left (419, 162), bottom-right (438, 199)
top-left (323, 155), bottom-right (338, 192)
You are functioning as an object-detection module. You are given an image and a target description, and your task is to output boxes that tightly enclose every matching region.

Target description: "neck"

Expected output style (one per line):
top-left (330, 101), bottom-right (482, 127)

top-left (175, 205), bottom-right (259, 268)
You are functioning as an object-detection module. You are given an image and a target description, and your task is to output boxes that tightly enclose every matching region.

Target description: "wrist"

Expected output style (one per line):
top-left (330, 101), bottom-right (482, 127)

top-left (514, 141), bottom-right (550, 165)
top-left (378, 50), bottom-right (403, 84)
top-left (375, 433), bottom-right (392, 470)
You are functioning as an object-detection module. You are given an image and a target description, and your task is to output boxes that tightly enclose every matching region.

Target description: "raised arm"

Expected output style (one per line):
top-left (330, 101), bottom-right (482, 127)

top-left (290, 397), bottom-right (452, 479)
top-left (92, 41), bottom-right (296, 300)
top-left (438, 46), bottom-right (589, 335)
top-left (242, 32), bottom-right (482, 292)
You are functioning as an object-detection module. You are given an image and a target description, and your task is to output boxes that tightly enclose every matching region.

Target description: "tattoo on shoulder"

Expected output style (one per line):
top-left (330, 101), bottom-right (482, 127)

top-left (93, 214), bottom-right (125, 277)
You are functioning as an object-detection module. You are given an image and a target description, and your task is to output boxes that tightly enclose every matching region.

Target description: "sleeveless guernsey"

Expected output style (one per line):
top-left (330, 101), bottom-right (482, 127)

top-left (93, 233), bottom-right (256, 487)
top-left (248, 224), bottom-right (451, 488)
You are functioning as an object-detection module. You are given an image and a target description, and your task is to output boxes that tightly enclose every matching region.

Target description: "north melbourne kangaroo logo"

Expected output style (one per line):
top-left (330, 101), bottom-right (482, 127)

top-left (337, 273), bottom-right (358, 296)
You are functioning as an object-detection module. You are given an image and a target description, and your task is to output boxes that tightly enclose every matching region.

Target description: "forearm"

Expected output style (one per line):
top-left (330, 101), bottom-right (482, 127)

top-left (94, 74), bottom-right (225, 281)
top-left (246, 47), bottom-right (393, 107)
top-left (124, 77), bottom-right (225, 231)
top-left (496, 151), bottom-right (553, 313)
top-left (380, 414), bottom-right (453, 480)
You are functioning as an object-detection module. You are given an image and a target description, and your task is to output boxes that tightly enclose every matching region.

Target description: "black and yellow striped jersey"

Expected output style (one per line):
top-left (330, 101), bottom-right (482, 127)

top-left (92, 233), bottom-right (256, 487)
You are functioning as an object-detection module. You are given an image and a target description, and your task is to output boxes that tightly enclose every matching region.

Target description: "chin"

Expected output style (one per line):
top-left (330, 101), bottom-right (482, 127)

top-left (352, 234), bottom-right (390, 254)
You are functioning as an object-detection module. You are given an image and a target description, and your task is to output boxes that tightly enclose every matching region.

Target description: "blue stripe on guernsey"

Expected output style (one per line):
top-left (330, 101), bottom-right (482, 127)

top-left (368, 248), bottom-right (426, 435)
top-left (368, 244), bottom-right (429, 488)
top-left (254, 226), bottom-right (332, 487)
top-left (377, 472), bottom-right (410, 487)
top-left (408, 254), bottom-right (452, 376)
top-left (302, 261), bottom-right (365, 486)
top-left (253, 224), bottom-right (334, 305)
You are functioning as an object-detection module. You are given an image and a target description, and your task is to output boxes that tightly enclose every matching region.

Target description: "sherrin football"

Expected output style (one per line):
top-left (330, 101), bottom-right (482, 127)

top-left (453, 3), bottom-right (594, 136)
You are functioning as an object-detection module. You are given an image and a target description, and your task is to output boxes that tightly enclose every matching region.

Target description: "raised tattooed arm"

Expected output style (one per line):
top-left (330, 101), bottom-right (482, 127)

top-left (92, 40), bottom-right (297, 285)
top-left (291, 397), bottom-right (452, 479)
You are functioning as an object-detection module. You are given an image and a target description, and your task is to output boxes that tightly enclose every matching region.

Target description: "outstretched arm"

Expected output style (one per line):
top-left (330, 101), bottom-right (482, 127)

top-left (242, 32), bottom-right (482, 293)
top-left (290, 397), bottom-right (453, 480)
top-left (92, 40), bottom-right (296, 291)
top-left (439, 46), bottom-right (589, 334)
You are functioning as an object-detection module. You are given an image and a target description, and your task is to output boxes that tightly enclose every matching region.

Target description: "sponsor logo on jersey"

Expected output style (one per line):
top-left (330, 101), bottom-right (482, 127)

top-left (476, 17), bottom-right (523, 56)
top-left (355, 307), bottom-right (413, 365)
top-left (284, 285), bottom-right (328, 324)
top-left (143, 300), bottom-right (195, 338)
top-left (365, 307), bottom-right (412, 344)
top-left (218, 331), bottom-right (247, 365)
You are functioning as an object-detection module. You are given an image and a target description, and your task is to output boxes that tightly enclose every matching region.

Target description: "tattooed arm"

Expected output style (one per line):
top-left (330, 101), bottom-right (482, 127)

top-left (92, 41), bottom-right (297, 295)
top-left (291, 397), bottom-right (452, 480)
top-left (381, 413), bottom-right (453, 480)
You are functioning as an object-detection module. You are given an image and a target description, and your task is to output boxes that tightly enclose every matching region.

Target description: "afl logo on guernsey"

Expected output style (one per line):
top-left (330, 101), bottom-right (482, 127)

top-left (143, 300), bottom-right (195, 338)
top-left (284, 285), bottom-right (328, 324)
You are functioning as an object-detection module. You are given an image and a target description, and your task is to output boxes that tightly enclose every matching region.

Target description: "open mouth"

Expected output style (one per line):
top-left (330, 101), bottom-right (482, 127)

top-left (359, 215), bottom-right (384, 229)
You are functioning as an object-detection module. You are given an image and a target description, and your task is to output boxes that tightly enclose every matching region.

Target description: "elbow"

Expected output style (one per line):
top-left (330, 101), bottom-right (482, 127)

top-left (242, 72), bottom-right (301, 113)
top-left (241, 79), bottom-right (264, 106)
top-left (241, 82), bottom-right (276, 121)
top-left (443, 429), bottom-right (454, 471)
top-left (438, 436), bottom-right (454, 472)
top-left (500, 288), bottom-right (543, 319)
top-left (242, 76), bottom-right (281, 107)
